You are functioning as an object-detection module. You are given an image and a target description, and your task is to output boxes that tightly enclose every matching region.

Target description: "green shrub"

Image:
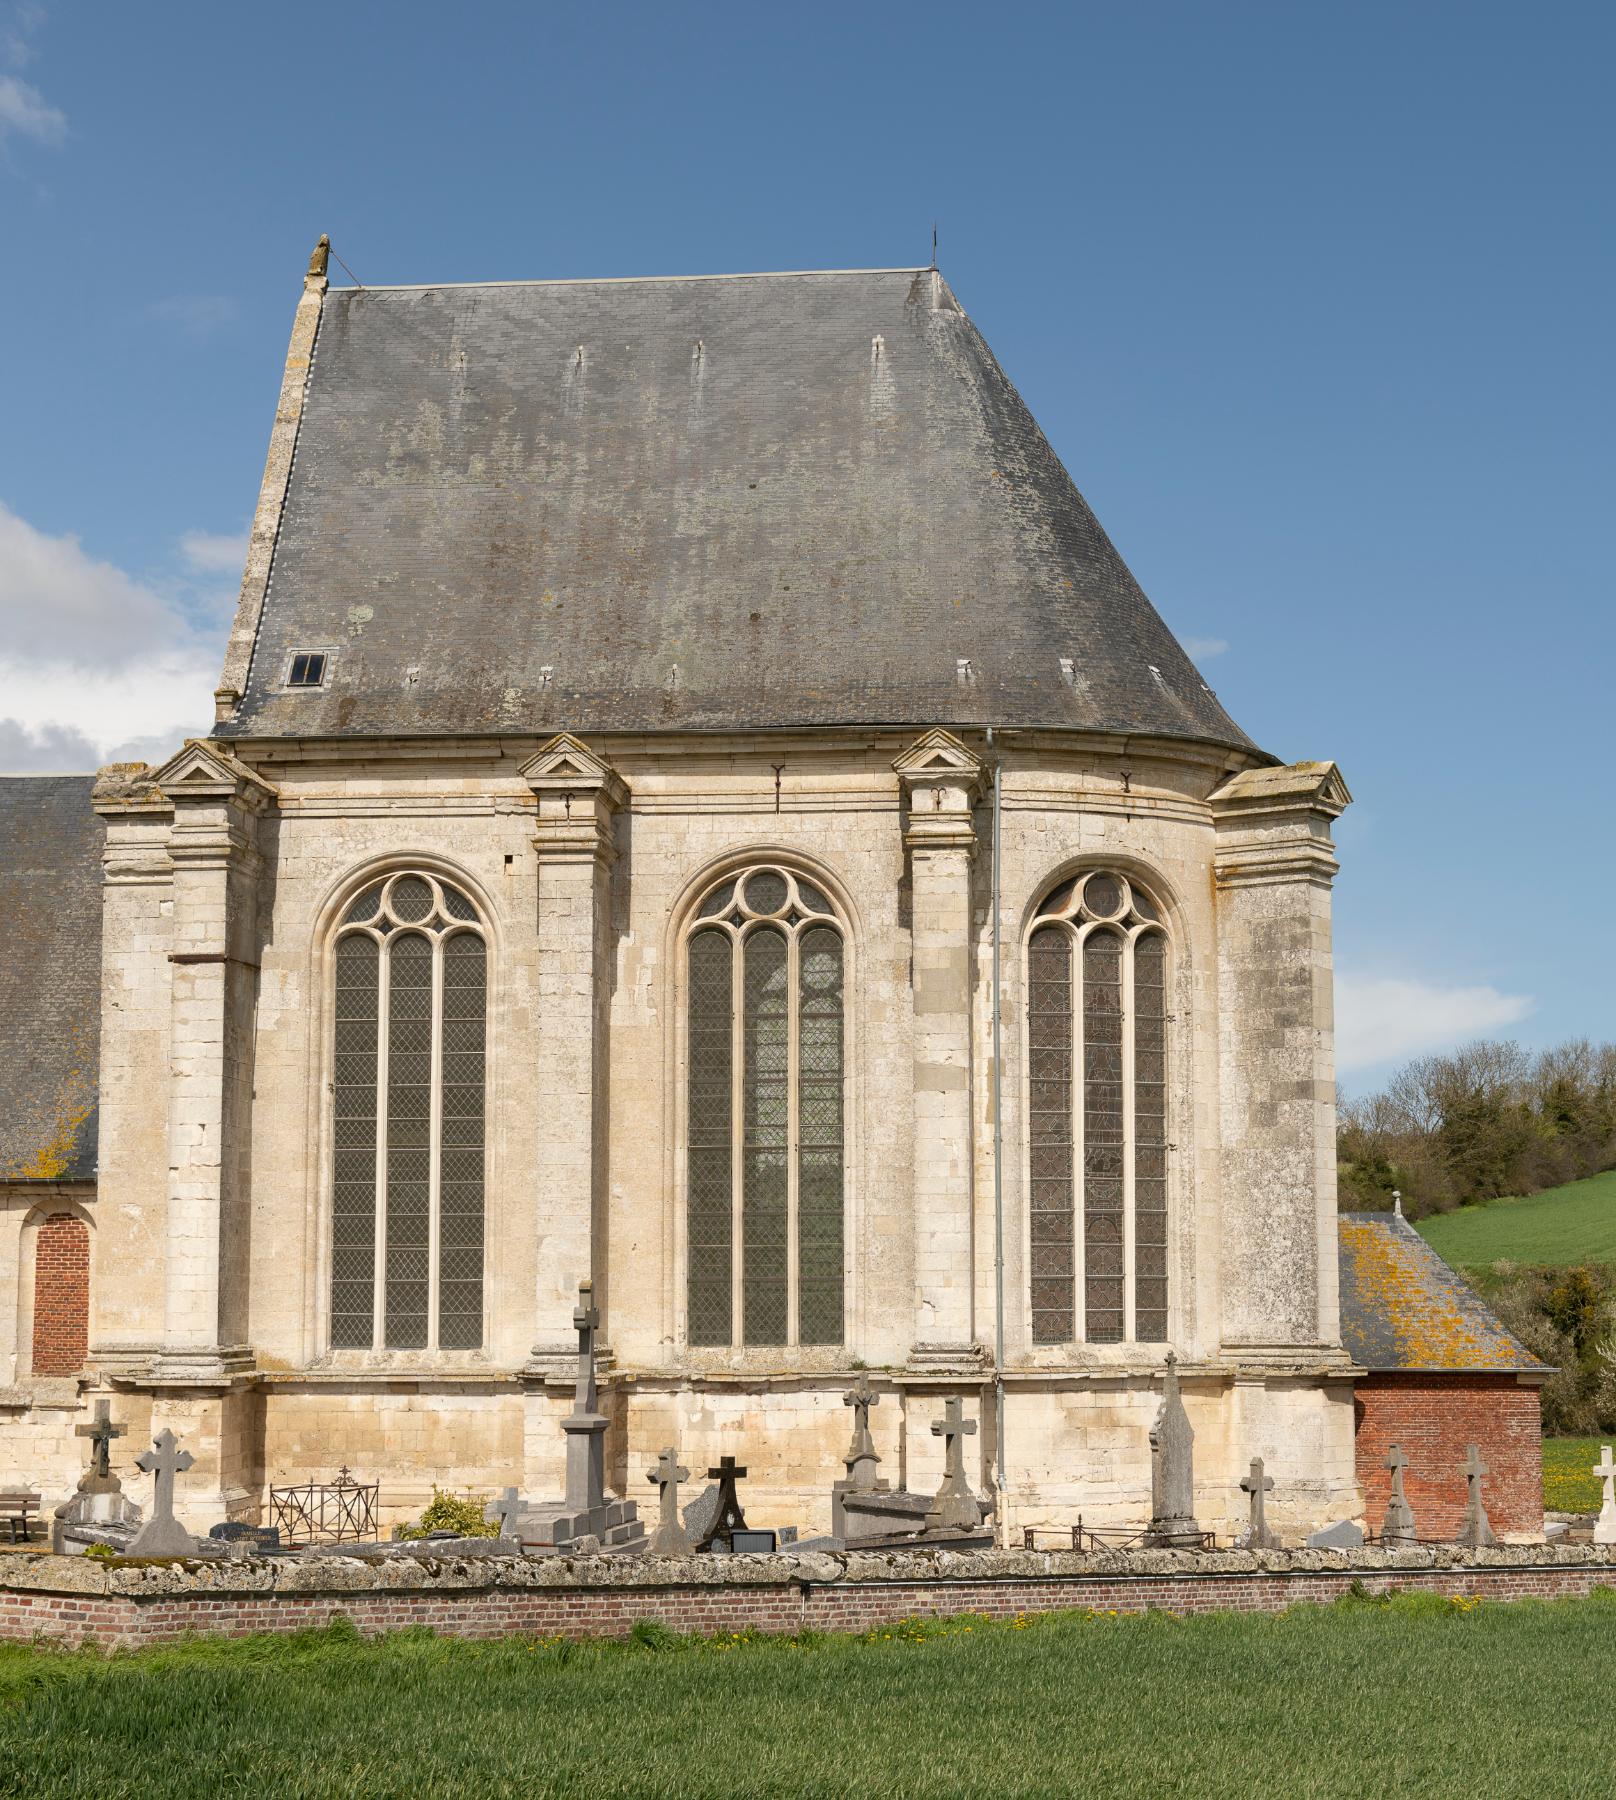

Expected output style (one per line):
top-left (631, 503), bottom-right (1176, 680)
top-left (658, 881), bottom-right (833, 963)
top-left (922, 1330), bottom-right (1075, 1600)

top-left (393, 1488), bottom-right (500, 1541)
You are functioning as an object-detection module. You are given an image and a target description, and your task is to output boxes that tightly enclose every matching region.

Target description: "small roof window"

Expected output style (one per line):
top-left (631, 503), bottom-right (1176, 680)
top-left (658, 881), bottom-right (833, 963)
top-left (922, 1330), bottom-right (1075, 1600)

top-left (287, 652), bottom-right (328, 689)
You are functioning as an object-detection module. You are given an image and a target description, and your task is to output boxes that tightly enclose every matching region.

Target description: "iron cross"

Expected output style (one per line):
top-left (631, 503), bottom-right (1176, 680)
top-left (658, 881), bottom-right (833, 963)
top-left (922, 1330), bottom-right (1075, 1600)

top-left (76, 1400), bottom-right (126, 1482)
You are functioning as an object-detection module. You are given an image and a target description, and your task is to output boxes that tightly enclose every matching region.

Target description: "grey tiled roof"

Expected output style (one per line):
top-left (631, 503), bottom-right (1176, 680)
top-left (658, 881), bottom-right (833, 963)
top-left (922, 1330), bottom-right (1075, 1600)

top-left (224, 268), bottom-right (1258, 750)
top-left (1338, 1213), bottom-right (1545, 1373)
top-left (0, 776), bottom-right (101, 1182)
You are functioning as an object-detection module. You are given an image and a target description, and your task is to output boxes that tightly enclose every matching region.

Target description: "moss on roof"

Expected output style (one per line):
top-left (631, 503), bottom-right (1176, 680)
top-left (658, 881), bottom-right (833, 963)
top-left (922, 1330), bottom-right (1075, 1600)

top-left (1338, 1213), bottom-right (1544, 1373)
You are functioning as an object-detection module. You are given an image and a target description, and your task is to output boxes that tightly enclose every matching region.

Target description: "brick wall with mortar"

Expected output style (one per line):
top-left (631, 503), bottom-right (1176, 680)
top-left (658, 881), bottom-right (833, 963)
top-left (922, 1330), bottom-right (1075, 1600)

top-left (0, 1544), bottom-right (1611, 1651)
top-left (1354, 1372), bottom-right (1544, 1537)
top-left (29, 1213), bottom-right (89, 1376)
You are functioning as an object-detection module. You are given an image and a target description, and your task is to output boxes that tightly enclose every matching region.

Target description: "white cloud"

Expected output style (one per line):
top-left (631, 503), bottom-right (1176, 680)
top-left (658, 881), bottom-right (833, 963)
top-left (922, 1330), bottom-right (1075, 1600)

top-left (150, 296), bottom-right (239, 335)
top-left (1183, 636), bottom-right (1229, 661)
top-left (180, 529), bottom-right (249, 576)
top-left (1335, 974), bottom-right (1534, 1076)
top-left (0, 72), bottom-right (63, 144)
top-left (0, 503), bottom-right (225, 771)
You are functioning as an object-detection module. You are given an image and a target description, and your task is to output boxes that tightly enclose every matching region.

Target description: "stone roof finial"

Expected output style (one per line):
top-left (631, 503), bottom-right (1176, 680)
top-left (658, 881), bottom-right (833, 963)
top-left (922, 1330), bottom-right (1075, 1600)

top-left (308, 234), bottom-right (330, 281)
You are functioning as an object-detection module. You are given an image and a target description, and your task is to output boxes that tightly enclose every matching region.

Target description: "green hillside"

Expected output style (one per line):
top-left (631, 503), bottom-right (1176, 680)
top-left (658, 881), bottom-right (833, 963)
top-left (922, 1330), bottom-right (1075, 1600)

top-left (1414, 1169), bottom-right (1616, 1269)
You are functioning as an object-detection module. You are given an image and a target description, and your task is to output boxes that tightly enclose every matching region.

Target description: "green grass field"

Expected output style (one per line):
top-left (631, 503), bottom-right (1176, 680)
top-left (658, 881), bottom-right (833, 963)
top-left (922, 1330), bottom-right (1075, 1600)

top-left (4, 1598), bottom-right (1616, 1797)
top-left (1414, 1168), bottom-right (1616, 1269)
top-left (1543, 1437), bottom-right (1610, 1513)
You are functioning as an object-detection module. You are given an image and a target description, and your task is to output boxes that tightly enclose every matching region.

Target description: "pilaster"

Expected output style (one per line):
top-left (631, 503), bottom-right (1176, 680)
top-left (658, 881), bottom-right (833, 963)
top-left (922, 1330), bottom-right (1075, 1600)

top-left (894, 729), bottom-right (986, 1367)
top-left (519, 734), bottom-right (628, 1379)
top-left (1210, 760), bottom-right (1352, 1354)
top-left (146, 741), bottom-right (276, 1384)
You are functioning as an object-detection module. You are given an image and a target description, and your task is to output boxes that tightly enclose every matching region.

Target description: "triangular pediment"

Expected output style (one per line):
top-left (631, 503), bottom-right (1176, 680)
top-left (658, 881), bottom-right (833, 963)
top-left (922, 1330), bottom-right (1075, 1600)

top-left (1210, 759), bottom-right (1352, 818)
top-left (892, 727), bottom-right (982, 780)
top-left (151, 739), bottom-right (278, 800)
top-left (520, 732), bottom-right (625, 796)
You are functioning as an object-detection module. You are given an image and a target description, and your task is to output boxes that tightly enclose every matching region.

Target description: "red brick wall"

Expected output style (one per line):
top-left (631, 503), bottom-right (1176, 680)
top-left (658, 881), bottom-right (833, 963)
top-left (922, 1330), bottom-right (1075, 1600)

top-left (30, 1211), bottom-right (89, 1376)
top-left (1, 1561), bottom-right (1611, 1650)
top-left (1354, 1373), bottom-right (1542, 1536)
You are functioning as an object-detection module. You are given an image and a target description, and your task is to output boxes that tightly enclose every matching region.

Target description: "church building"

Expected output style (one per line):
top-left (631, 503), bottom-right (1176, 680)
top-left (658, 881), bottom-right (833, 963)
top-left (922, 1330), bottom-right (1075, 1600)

top-left (0, 240), bottom-right (1546, 1542)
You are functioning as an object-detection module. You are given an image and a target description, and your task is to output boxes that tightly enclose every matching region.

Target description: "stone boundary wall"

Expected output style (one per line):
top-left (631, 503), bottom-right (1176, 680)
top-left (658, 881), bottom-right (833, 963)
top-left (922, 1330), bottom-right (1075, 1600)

top-left (4, 1545), bottom-right (1615, 1650)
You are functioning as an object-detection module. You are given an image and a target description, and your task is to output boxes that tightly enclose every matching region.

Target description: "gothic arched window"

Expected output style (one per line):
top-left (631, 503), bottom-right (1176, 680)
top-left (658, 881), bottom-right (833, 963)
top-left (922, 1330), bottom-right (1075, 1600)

top-left (686, 867), bottom-right (845, 1349)
top-left (1027, 870), bottom-right (1169, 1346)
top-left (330, 873), bottom-right (487, 1352)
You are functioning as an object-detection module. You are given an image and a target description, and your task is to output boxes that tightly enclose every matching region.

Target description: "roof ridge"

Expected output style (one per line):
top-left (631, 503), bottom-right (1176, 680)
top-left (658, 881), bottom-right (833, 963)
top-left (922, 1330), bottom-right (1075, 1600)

top-left (327, 267), bottom-right (932, 294)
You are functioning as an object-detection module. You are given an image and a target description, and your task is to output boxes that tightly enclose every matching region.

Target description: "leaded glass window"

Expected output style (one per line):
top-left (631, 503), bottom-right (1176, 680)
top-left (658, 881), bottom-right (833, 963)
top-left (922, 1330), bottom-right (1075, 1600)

top-left (330, 873), bottom-right (487, 1352)
top-left (1026, 871), bottom-right (1170, 1345)
top-left (686, 867), bottom-right (845, 1348)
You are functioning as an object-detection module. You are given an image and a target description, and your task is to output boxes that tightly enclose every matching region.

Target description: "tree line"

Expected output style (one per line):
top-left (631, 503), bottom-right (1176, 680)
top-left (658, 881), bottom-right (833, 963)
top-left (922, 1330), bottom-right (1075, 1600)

top-left (1338, 1038), bottom-right (1616, 1219)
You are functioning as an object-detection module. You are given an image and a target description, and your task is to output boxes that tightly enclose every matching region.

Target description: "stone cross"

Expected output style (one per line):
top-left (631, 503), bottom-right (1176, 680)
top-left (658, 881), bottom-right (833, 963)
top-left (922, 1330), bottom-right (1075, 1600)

top-left (561, 1278), bottom-right (608, 1517)
top-left (76, 1400), bottom-right (126, 1491)
top-left (1456, 1444), bottom-right (1496, 1548)
top-left (1239, 1456), bottom-right (1280, 1550)
top-left (1593, 1445), bottom-right (1616, 1546)
top-left (842, 1374), bottom-right (882, 1493)
top-left (126, 1428), bottom-right (198, 1558)
top-left (573, 1280), bottom-right (601, 1415)
top-left (1380, 1443), bottom-right (1416, 1546)
top-left (489, 1486), bottom-right (523, 1540)
top-left (1147, 1352), bottom-right (1201, 1546)
top-left (924, 1396), bottom-right (982, 1533)
top-left (647, 1447), bottom-right (695, 1556)
top-left (698, 1455), bottom-right (750, 1552)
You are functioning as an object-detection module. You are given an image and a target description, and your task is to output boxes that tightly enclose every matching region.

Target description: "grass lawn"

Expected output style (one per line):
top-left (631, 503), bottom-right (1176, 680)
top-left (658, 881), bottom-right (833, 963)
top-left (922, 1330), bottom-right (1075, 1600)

top-left (1543, 1437), bottom-right (1612, 1514)
top-left (1414, 1168), bottom-right (1616, 1270)
top-left (4, 1596), bottom-right (1616, 1797)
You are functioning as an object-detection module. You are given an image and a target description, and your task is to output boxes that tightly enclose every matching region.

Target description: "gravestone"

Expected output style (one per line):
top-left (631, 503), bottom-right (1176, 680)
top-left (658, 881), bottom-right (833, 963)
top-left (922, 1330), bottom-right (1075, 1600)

top-left (508, 1281), bottom-right (645, 1551)
top-left (831, 1374), bottom-right (891, 1537)
top-left (488, 1486), bottom-right (523, 1540)
top-left (1380, 1443), bottom-right (1416, 1546)
top-left (1146, 1353), bottom-right (1202, 1547)
top-left (647, 1447), bottom-right (695, 1556)
top-left (925, 1396), bottom-right (989, 1533)
top-left (208, 1521), bottom-right (281, 1551)
top-left (126, 1428), bottom-right (199, 1558)
top-left (1456, 1444), bottom-right (1496, 1548)
top-left (1594, 1446), bottom-right (1616, 1547)
top-left (697, 1456), bottom-right (750, 1551)
top-left (1306, 1518), bottom-right (1364, 1551)
top-left (1238, 1456), bottom-right (1281, 1550)
top-left (53, 1400), bottom-right (143, 1551)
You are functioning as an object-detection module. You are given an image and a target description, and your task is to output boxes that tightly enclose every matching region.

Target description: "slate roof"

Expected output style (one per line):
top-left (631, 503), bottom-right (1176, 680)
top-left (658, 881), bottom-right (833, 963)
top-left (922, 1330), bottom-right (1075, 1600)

top-left (224, 268), bottom-right (1258, 750)
top-left (0, 776), bottom-right (101, 1183)
top-left (1338, 1213), bottom-right (1546, 1374)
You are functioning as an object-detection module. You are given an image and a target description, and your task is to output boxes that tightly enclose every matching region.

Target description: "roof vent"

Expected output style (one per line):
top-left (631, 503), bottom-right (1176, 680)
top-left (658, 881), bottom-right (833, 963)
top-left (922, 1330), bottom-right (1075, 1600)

top-left (956, 657), bottom-right (975, 687)
top-left (287, 652), bottom-right (327, 689)
top-left (1059, 656), bottom-right (1076, 687)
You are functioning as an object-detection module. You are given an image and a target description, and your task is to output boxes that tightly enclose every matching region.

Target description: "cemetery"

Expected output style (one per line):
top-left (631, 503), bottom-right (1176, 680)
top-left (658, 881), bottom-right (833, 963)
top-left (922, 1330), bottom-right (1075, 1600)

top-left (4, 1281), bottom-right (1615, 1654)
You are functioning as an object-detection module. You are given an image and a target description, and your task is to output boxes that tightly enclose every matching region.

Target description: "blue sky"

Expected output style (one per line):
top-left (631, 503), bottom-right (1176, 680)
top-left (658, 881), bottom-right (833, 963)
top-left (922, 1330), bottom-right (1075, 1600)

top-left (0, 1), bottom-right (1610, 1092)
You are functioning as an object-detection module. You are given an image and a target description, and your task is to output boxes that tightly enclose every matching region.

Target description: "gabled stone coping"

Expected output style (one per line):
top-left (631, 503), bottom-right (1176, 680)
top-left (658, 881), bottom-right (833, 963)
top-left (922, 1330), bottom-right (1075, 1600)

top-left (6, 1540), bottom-right (1615, 1601)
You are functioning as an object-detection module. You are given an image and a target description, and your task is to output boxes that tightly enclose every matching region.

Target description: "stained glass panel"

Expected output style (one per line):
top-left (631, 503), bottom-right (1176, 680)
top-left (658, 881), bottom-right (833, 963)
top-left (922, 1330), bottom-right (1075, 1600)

top-left (438, 932), bottom-right (485, 1348)
top-left (742, 928), bottom-right (790, 1345)
top-left (1083, 930), bottom-right (1125, 1343)
top-left (1028, 924), bottom-right (1074, 1343)
top-left (687, 929), bottom-right (733, 1346)
top-left (1133, 931), bottom-right (1169, 1340)
top-left (331, 933), bottom-right (379, 1348)
top-left (797, 926), bottom-right (843, 1345)
top-left (384, 932), bottom-right (432, 1348)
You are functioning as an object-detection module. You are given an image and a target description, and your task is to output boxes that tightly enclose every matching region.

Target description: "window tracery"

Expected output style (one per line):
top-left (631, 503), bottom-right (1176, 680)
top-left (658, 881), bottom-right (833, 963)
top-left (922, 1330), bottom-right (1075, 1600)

top-left (686, 867), bottom-right (845, 1348)
top-left (1027, 870), bottom-right (1169, 1345)
top-left (330, 872), bottom-right (487, 1352)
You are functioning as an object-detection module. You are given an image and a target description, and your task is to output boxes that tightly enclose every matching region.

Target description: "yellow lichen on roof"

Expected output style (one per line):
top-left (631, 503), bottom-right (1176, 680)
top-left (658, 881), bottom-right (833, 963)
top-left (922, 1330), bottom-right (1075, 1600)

top-left (2, 1016), bottom-right (95, 1182)
top-left (1339, 1215), bottom-right (1523, 1371)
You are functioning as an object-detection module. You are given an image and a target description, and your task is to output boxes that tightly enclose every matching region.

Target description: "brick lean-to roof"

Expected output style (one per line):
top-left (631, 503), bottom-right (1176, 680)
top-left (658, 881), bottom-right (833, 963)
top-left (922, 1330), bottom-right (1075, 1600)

top-left (1338, 1213), bottom-right (1546, 1374)
top-left (0, 776), bottom-right (101, 1183)
top-left (220, 267), bottom-right (1259, 750)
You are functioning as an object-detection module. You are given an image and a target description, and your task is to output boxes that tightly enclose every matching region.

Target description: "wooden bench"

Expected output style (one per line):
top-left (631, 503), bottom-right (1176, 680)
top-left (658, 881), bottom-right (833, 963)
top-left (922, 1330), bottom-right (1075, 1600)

top-left (0, 1492), bottom-right (40, 1543)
